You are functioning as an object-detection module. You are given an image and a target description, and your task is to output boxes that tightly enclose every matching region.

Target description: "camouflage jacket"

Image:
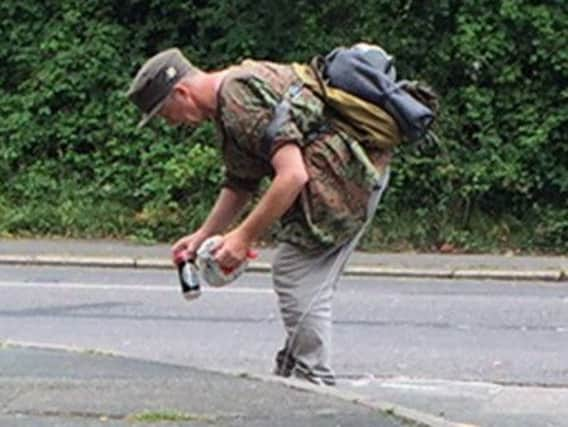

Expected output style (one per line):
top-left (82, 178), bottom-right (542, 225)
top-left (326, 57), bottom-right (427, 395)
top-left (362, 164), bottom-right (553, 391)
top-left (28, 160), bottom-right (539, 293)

top-left (215, 60), bottom-right (392, 251)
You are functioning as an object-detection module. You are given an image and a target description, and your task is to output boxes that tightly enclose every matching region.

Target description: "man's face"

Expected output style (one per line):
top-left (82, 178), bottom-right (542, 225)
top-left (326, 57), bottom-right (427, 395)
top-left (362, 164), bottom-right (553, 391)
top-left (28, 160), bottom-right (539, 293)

top-left (158, 87), bottom-right (202, 127)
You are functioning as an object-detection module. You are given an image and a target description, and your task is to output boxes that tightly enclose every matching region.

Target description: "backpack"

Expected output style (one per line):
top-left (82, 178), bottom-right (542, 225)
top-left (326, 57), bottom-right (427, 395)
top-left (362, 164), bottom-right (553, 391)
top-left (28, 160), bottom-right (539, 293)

top-left (291, 43), bottom-right (439, 149)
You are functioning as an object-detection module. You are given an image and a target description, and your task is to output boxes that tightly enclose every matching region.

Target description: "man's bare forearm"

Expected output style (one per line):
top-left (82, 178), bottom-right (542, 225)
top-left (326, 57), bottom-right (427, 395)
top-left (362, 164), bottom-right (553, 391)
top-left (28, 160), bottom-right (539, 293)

top-left (200, 187), bottom-right (251, 235)
top-left (236, 172), bottom-right (307, 243)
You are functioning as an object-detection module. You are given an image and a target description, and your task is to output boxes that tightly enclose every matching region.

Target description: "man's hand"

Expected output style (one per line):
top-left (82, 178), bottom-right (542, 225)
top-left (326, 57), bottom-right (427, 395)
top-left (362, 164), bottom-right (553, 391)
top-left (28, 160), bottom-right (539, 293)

top-left (228, 143), bottom-right (308, 246)
top-left (205, 143), bottom-right (307, 272)
top-left (171, 188), bottom-right (252, 266)
top-left (171, 229), bottom-right (210, 265)
top-left (212, 229), bottom-right (252, 271)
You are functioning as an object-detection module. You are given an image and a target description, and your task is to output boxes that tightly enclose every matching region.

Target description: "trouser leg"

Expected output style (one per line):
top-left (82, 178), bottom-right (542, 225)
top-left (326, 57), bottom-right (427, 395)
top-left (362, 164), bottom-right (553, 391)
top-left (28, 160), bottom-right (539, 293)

top-left (272, 242), bottom-right (342, 384)
top-left (272, 170), bottom-right (390, 385)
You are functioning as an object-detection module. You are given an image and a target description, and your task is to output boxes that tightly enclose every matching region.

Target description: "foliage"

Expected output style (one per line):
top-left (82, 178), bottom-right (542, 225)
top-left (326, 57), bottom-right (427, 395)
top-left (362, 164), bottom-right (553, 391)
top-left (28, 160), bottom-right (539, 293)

top-left (0, 0), bottom-right (566, 252)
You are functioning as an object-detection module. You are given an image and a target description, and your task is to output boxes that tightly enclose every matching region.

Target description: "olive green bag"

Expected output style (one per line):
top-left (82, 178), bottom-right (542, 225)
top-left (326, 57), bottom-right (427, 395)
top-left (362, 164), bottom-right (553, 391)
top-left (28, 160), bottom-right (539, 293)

top-left (292, 60), bottom-right (403, 150)
top-left (261, 44), bottom-right (439, 159)
top-left (291, 44), bottom-right (439, 150)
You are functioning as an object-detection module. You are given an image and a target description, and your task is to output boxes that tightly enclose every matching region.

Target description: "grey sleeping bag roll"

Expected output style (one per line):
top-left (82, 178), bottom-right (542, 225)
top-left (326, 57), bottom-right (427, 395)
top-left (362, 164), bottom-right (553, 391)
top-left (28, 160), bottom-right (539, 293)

top-left (324, 45), bottom-right (434, 142)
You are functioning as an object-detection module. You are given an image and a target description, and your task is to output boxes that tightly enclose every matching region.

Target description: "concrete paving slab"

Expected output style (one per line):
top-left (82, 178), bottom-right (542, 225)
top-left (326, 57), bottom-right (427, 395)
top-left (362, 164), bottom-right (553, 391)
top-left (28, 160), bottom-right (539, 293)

top-left (0, 345), bottom-right (443, 427)
top-left (0, 255), bottom-right (35, 265)
top-left (0, 415), bottom-right (129, 427)
top-left (134, 258), bottom-right (172, 269)
top-left (453, 269), bottom-right (562, 281)
top-left (345, 266), bottom-right (454, 278)
top-left (35, 255), bottom-right (135, 268)
top-left (339, 377), bottom-right (568, 427)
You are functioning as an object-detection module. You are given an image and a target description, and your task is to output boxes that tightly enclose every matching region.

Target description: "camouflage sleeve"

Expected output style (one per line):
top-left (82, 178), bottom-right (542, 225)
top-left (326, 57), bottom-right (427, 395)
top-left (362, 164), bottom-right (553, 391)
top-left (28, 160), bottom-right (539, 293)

top-left (220, 75), bottom-right (304, 162)
top-left (269, 86), bottom-right (327, 156)
top-left (221, 172), bottom-right (261, 193)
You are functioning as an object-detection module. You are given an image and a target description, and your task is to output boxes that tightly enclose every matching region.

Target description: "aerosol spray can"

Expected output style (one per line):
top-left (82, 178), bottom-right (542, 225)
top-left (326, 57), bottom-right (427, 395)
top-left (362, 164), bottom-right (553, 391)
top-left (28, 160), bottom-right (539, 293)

top-left (177, 260), bottom-right (201, 300)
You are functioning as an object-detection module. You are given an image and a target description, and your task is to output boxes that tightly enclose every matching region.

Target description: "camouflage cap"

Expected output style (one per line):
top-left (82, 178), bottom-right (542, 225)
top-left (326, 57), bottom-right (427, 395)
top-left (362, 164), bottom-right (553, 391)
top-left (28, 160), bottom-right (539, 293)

top-left (127, 48), bottom-right (196, 127)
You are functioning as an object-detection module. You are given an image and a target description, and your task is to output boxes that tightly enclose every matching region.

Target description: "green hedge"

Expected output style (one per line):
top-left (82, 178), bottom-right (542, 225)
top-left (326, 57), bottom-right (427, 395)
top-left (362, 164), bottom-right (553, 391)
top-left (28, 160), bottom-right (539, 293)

top-left (1, 0), bottom-right (566, 252)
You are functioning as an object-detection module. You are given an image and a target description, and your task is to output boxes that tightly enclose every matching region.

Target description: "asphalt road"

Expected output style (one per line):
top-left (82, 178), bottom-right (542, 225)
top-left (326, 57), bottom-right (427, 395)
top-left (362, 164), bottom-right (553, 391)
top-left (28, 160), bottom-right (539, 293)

top-left (1, 264), bottom-right (566, 383)
top-left (1, 264), bottom-right (568, 426)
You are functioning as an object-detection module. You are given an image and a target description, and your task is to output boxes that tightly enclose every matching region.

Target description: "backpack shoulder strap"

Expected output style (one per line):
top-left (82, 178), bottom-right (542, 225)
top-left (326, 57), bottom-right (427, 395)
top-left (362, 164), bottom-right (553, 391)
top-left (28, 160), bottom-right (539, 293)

top-left (259, 83), bottom-right (303, 161)
top-left (291, 58), bottom-right (327, 99)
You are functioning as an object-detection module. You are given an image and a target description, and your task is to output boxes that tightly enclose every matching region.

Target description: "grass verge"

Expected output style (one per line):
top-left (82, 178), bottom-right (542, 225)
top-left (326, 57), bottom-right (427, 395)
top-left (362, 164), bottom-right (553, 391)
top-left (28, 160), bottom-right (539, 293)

top-left (127, 410), bottom-right (217, 424)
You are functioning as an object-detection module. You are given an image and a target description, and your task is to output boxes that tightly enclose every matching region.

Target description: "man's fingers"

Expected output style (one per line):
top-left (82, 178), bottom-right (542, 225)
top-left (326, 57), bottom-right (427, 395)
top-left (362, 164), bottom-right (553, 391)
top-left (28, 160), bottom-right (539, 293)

top-left (172, 238), bottom-right (193, 265)
top-left (214, 247), bottom-right (239, 269)
top-left (173, 251), bottom-right (187, 265)
top-left (171, 240), bottom-right (187, 257)
top-left (214, 247), bottom-right (228, 265)
top-left (209, 237), bottom-right (224, 254)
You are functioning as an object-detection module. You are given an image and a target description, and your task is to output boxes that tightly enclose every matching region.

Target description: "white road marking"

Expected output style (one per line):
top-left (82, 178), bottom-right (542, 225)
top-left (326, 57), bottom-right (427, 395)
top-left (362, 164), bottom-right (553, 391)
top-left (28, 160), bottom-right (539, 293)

top-left (0, 281), bottom-right (273, 294)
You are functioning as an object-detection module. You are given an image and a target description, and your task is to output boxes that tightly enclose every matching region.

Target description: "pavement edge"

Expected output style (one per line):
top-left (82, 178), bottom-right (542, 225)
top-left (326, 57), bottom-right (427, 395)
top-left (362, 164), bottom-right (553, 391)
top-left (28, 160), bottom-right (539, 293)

top-left (0, 254), bottom-right (565, 282)
top-left (241, 372), bottom-right (477, 427)
top-left (0, 340), bottom-right (475, 427)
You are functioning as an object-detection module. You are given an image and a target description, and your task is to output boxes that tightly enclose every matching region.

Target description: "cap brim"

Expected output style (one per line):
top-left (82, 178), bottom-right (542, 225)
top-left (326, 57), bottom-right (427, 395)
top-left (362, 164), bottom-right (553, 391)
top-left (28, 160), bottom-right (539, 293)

top-left (137, 98), bottom-right (168, 128)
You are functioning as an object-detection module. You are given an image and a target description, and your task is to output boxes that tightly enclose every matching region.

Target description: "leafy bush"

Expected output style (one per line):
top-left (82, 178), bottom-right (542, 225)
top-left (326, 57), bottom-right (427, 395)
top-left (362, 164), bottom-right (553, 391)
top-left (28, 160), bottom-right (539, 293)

top-left (1, 0), bottom-right (566, 252)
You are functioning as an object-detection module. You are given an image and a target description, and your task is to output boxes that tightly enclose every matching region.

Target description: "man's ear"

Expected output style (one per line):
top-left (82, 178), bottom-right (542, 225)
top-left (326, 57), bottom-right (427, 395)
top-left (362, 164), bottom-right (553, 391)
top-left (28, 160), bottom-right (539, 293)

top-left (172, 81), bottom-right (191, 98)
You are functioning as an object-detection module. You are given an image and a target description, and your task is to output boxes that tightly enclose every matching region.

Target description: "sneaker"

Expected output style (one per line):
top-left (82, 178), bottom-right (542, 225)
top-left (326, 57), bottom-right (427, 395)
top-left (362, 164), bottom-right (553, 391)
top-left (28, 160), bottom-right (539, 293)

top-left (292, 364), bottom-right (336, 386)
top-left (273, 348), bottom-right (296, 377)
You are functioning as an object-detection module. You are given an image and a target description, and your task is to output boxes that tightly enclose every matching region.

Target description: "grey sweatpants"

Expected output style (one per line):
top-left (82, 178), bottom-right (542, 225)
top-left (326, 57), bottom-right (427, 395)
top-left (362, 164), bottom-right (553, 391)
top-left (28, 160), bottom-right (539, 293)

top-left (272, 170), bottom-right (390, 383)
